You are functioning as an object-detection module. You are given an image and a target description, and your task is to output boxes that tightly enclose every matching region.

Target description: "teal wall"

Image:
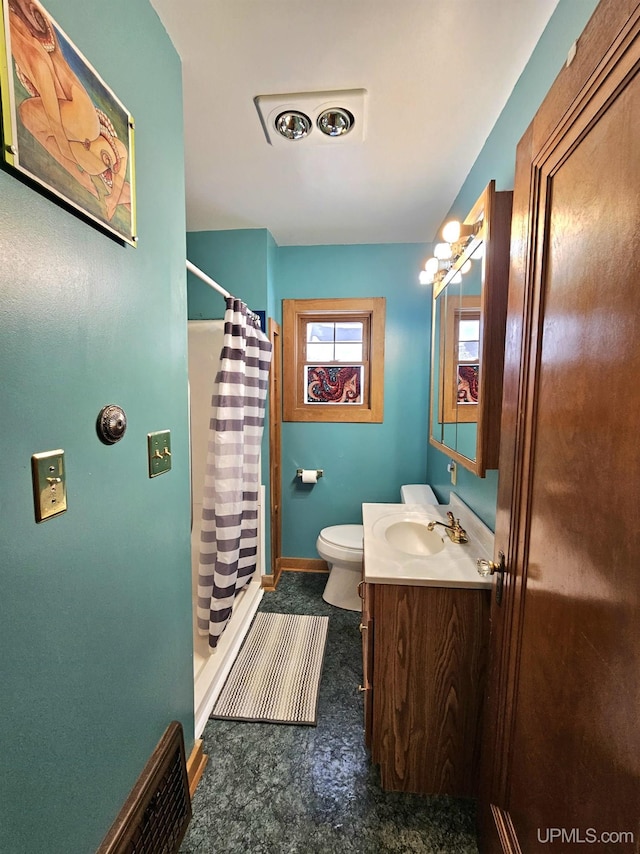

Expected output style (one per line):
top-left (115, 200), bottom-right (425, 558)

top-left (186, 236), bottom-right (431, 560)
top-left (426, 0), bottom-right (600, 529)
top-left (0, 2), bottom-right (193, 853)
top-left (187, 228), bottom-right (271, 322)
top-left (186, 229), bottom-right (273, 567)
top-left (277, 244), bottom-right (430, 557)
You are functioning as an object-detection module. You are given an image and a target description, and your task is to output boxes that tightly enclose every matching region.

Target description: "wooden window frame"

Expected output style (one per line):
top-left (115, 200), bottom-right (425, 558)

top-left (283, 297), bottom-right (385, 422)
top-left (440, 296), bottom-right (481, 424)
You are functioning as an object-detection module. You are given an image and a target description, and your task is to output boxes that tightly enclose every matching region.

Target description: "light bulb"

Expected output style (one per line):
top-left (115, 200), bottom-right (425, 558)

top-left (434, 242), bottom-right (452, 260)
top-left (451, 271), bottom-right (463, 284)
top-left (419, 270), bottom-right (432, 285)
top-left (275, 111), bottom-right (311, 140)
top-left (425, 257), bottom-right (439, 276)
top-left (461, 260), bottom-right (472, 275)
top-left (317, 108), bottom-right (354, 137)
top-left (442, 220), bottom-right (461, 243)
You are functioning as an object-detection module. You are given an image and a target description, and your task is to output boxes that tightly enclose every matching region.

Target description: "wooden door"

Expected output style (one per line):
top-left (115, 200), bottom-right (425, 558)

top-left (268, 319), bottom-right (282, 580)
top-left (480, 2), bottom-right (640, 851)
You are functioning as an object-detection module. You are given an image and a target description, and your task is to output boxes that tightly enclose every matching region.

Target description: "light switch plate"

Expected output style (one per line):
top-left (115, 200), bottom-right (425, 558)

top-left (148, 430), bottom-right (172, 477)
top-left (31, 450), bottom-right (67, 522)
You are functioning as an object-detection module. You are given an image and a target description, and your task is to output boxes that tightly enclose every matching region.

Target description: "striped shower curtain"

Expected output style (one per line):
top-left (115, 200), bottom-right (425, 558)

top-left (197, 298), bottom-right (272, 649)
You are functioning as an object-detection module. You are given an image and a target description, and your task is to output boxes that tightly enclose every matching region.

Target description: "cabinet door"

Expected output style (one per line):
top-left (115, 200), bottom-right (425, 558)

top-left (373, 584), bottom-right (488, 796)
top-left (360, 580), bottom-right (374, 748)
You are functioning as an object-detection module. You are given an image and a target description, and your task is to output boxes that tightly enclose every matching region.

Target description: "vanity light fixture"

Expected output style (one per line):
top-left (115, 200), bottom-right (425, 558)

top-left (419, 215), bottom-right (484, 286)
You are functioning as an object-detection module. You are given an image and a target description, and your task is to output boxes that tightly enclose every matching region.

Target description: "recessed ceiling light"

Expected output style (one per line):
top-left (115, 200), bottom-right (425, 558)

top-left (275, 111), bottom-right (312, 140)
top-left (255, 90), bottom-right (366, 146)
top-left (317, 108), bottom-right (354, 137)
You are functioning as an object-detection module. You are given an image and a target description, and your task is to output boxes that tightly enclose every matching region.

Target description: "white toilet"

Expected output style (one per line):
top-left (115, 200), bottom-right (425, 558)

top-left (316, 484), bottom-right (439, 611)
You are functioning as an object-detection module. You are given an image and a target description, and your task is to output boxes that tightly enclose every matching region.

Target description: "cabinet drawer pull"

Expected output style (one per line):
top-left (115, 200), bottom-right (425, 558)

top-left (358, 684), bottom-right (370, 692)
top-left (358, 580), bottom-right (365, 599)
top-left (359, 622), bottom-right (366, 632)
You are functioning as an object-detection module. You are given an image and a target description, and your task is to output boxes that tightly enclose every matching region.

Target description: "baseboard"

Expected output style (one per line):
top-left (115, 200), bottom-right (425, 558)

top-left (187, 740), bottom-right (208, 798)
top-left (261, 559), bottom-right (286, 591)
top-left (261, 558), bottom-right (283, 590)
top-left (279, 557), bottom-right (329, 573)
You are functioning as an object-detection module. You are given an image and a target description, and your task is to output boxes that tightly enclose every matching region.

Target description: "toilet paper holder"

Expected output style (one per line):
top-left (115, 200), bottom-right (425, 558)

top-left (296, 468), bottom-right (323, 479)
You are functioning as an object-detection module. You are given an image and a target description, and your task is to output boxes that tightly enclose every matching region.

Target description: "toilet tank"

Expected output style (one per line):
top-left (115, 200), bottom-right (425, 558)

top-left (400, 484), bottom-right (438, 505)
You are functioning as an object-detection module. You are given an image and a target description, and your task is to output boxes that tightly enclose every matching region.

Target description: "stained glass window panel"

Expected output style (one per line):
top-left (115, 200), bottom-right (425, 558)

top-left (457, 364), bottom-right (479, 404)
top-left (305, 365), bottom-right (363, 404)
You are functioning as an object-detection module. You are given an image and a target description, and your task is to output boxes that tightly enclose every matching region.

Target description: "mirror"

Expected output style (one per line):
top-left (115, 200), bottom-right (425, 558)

top-left (429, 181), bottom-right (512, 476)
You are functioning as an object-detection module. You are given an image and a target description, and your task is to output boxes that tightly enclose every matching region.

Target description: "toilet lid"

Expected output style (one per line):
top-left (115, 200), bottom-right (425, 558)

top-left (320, 524), bottom-right (363, 550)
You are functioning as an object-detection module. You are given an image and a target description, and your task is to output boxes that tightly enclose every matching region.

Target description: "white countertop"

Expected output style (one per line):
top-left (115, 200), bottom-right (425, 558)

top-left (362, 494), bottom-right (493, 589)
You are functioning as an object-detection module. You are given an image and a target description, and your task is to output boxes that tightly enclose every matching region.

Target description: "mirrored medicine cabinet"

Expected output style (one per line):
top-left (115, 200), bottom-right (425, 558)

top-left (429, 180), bottom-right (513, 477)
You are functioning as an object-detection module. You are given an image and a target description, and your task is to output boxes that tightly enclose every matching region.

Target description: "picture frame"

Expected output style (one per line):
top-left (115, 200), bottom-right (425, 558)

top-left (0, 0), bottom-right (137, 245)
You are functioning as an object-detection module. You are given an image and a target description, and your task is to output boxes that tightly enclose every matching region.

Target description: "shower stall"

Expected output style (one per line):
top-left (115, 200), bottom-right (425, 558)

top-left (188, 319), bottom-right (265, 738)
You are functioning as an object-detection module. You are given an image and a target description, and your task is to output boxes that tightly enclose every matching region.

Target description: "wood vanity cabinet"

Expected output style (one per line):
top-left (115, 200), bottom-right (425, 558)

top-left (360, 579), bottom-right (374, 748)
top-left (362, 580), bottom-right (489, 797)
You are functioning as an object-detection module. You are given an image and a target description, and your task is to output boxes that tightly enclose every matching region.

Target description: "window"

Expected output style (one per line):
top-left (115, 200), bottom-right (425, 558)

top-left (440, 296), bottom-right (481, 424)
top-left (283, 298), bottom-right (385, 422)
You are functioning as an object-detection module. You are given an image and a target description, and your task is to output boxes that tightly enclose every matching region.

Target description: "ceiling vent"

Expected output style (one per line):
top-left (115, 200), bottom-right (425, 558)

top-left (254, 89), bottom-right (367, 147)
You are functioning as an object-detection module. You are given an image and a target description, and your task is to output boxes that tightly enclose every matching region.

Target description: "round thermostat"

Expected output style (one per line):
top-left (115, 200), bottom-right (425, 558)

top-left (97, 404), bottom-right (127, 444)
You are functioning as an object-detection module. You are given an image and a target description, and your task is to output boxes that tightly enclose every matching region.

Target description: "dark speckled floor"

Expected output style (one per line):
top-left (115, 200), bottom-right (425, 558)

top-left (181, 572), bottom-right (479, 854)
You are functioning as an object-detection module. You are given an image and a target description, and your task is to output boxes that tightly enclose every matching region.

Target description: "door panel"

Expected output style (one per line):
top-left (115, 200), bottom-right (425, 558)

top-left (481, 3), bottom-right (640, 852)
top-left (510, 79), bottom-right (640, 846)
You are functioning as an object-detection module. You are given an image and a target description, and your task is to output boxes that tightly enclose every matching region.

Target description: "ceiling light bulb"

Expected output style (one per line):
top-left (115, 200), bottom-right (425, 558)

top-left (317, 108), bottom-right (354, 137)
top-left (419, 270), bottom-right (432, 285)
top-left (434, 242), bottom-right (452, 260)
top-left (460, 260), bottom-right (472, 275)
top-left (442, 220), bottom-right (461, 243)
top-left (275, 111), bottom-right (312, 140)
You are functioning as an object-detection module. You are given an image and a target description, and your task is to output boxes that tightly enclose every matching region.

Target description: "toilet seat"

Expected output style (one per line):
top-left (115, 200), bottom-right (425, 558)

top-left (317, 524), bottom-right (363, 565)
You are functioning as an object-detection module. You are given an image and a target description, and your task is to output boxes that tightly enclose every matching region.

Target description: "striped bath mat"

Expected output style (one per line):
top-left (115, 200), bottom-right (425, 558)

top-left (211, 612), bottom-right (329, 725)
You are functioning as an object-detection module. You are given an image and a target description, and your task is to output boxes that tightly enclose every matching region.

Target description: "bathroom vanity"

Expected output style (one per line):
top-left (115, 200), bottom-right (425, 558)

top-left (360, 499), bottom-right (492, 797)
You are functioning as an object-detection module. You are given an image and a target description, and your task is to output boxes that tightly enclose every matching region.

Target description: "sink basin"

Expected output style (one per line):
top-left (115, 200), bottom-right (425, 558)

top-left (382, 520), bottom-right (445, 556)
top-left (363, 501), bottom-right (494, 589)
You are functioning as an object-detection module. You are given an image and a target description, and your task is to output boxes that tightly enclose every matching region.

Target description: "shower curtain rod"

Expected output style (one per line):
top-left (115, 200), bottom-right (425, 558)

top-left (186, 259), bottom-right (262, 326)
top-left (186, 259), bottom-right (230, 298)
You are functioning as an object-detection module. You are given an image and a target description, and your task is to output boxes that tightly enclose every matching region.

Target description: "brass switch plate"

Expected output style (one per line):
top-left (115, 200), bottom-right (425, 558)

top-left (31, 450), bottom-right (67, 522)
top-left (148, 430), bottom-right (172, 477)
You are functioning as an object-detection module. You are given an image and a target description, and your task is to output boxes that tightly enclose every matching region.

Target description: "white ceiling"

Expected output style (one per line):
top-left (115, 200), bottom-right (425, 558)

top-left (150, 0), bottom-right (559, 246)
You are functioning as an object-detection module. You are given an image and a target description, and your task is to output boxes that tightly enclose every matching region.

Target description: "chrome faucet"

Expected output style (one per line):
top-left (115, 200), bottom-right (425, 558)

top-left (427, 511), bottom-right (468, 544)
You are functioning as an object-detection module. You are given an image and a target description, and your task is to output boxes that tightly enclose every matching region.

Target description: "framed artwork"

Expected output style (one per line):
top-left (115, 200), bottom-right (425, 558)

top-left (0, 0), bottom-right (137, 245)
